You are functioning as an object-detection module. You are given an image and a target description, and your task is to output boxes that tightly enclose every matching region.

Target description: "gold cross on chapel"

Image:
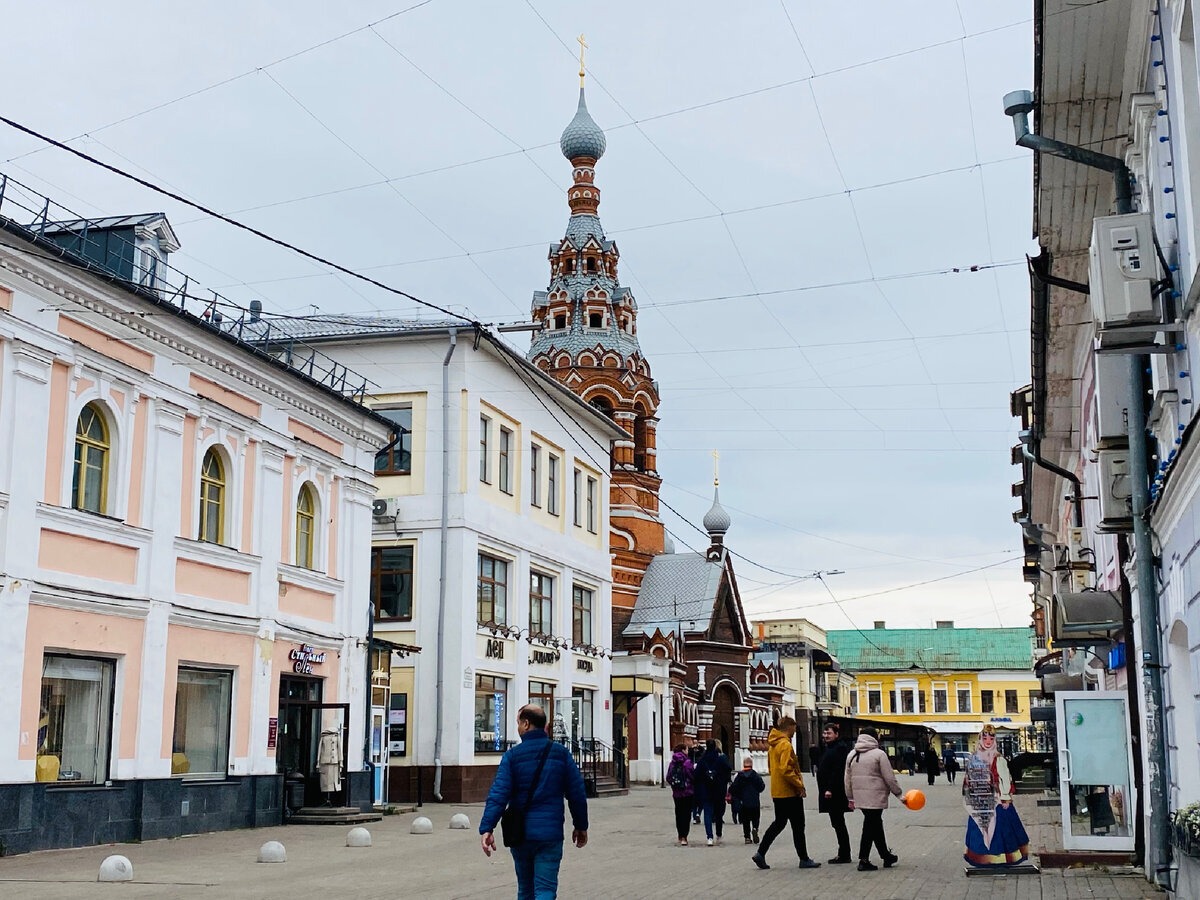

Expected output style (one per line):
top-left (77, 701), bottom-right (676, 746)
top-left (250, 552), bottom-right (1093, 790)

top-left (577, 33), bottom-right (588, 86)
top-left (712, 449), bottom-right (720, 486)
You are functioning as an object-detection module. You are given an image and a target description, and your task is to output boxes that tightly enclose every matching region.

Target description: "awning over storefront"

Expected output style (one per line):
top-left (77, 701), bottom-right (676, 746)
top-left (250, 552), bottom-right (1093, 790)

top-left (810, 648), bottom-right (840, 672)
top-left (611, 675), bottom-right (656, 697)
top-left (919, 721), bottom-right (1026, 734)
top-left (372, 636), bottom-right (422, 657)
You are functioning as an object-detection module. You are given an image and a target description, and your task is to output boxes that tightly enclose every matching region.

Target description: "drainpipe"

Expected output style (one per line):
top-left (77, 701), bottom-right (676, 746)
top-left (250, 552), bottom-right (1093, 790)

top-left (433, 327), bottom-right (457, 802)
top-left (1004, 90), bottom-right (1169, 886)
top-left (1020, 442), bottom-right (1082, 529)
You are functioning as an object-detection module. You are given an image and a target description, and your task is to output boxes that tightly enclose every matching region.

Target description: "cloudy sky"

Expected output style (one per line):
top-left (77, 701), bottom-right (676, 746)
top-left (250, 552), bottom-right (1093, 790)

top-left (2, 1), bottom-right (1037, 630)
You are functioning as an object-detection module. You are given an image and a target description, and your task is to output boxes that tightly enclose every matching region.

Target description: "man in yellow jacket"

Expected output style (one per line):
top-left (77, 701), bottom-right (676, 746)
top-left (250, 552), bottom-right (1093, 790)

top-left (751, 716), bottom-right (821, 870)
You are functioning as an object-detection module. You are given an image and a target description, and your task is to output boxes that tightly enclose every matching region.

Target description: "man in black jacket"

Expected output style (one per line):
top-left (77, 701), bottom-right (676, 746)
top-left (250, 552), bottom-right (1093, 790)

top-left (816, 723), bottom-right (852, 864)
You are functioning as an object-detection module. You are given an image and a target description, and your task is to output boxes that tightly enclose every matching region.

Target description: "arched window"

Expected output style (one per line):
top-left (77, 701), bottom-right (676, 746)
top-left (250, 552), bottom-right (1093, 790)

top-left (295, 484), bottom-right (316, 569)
top-left (72, 403), bottom-right (110, 513)
top-left (198, 448), bottom-right (225, 544)
top-left (633, 404), bottom-right (649, 472)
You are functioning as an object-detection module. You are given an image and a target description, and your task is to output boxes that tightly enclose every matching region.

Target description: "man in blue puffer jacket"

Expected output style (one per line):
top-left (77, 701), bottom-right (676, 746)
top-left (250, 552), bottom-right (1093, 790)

top-left (480, 704), bottom-right (589, 899)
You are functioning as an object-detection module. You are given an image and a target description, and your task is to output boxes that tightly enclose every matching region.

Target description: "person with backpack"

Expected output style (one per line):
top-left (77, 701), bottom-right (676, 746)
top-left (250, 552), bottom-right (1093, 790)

top-left (751, 716), bottom-right (821, 871)
top-left (844, 726), bottom-right (902, 871)
top-left (695, 739), bottom-right (734, 846)
top-left (666, 743), bottom-right (696, 846)
top-left (729, 756), bottom-right (766, 844)
top-left (479, 704), bottom-right (588, 899)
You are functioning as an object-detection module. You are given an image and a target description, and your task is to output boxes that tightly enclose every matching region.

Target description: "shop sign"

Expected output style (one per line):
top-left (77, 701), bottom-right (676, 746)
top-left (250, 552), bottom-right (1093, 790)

top-left (530, 648), bottom-right (560, 665)
top-left (267, 717), bottom-right (278, 749)
top-left (576, 658), bottom-right (594, 673)
top-left (485, 639), bottom-right (505, 660)
top-left (989, 717), bottom-right (1013, 723)
top-left (290, 644), bottom-right (326, 674)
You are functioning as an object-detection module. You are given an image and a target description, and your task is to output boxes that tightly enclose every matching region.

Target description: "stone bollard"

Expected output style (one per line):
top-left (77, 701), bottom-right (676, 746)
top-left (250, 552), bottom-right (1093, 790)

top-left (347, 827), bottom-right (372, 847)
top-left (410, 816), bottom-right (433, 834)
top-left (449, 813), bottom-right (471, 830)
top-left (98, 855), bottom-right (133, 883)
top-left (257, 840), bottom-right (287, 863)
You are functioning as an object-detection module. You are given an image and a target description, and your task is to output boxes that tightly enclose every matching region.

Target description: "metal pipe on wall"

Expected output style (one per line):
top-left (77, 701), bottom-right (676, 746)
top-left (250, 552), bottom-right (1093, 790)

top-left (433, 327), bottom-right (457, 802)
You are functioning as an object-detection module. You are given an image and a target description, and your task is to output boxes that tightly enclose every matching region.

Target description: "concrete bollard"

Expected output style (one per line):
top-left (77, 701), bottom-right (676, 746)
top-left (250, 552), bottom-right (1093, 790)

top-left (347, 827), bottom-right (372, 847)
top-left (98, 855), bottom-right (133, 882)
top-left (410, 816), bottom-right (434, 834)
top-left (257, 840), bottom-right (287, 863)
top-left (449, 813), bottom-right (471, 830)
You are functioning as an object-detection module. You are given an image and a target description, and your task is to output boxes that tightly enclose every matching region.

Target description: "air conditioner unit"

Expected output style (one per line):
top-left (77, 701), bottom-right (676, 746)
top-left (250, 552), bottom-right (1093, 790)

top-left (372, 498), bottom-right (399, 520)
top-left (1096, 449), bottom-right (1133, 533)
top-left (1092, 352), bottom-right (1130, 449)
top-left (1090, 214), bottom-right (1157, 330)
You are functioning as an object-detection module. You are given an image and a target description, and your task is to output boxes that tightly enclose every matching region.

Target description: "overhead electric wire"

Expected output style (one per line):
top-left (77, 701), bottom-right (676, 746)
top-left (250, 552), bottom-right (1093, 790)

top-left (0, 113), bottom-right (474, 324)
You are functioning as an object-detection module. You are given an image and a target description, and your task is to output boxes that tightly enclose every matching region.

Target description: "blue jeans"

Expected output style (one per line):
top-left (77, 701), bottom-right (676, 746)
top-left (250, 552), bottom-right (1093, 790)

top-left (703, 797), bottom-right (726, 840)
top-left (510, 839), bottom-right (563, 900)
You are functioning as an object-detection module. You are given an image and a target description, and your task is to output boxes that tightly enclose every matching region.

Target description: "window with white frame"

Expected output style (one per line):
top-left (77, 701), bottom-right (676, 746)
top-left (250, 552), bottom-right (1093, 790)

top-left (39, 654), bottom-right (115, 784)
top-left (547, 454), bottom-right (559, 515)
top-left (867, 683), bottom-right (882, 714)
top-left (933, 684), bottom-right (948, 714)
top-left (172, 667), bottom-right (232, 777)
top-left (498, 427), bottom-right (513, 494)
top-left (530, 571), bottom-right (554, 637)
top-left (956, 683), bottom-right (972, 713)
top-left (849, 689), bottom-right (859, 715)
top-left (899, 684), bottom-right (917, 714)
top-left (586, 476), bottom-right (598, 533)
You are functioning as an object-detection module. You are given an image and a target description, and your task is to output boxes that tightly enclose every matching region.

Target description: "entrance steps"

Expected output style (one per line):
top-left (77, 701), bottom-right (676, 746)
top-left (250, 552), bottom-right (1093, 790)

top-left (289, 806), bottom-right (383, 825)
top-left (591, 776), bottom-right (628, 798)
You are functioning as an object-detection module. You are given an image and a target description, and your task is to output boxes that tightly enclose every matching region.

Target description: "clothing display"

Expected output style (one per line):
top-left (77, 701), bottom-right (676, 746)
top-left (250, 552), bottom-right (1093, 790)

top-left (317, 727), bottom-right (343, 793)
top-left (962, 725), bottom-right (1029, 867)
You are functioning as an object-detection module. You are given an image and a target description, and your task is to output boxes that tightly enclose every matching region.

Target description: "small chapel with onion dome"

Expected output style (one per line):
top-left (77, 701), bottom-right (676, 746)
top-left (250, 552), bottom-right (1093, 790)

top-left (527, 57), bottom-right (785, 780)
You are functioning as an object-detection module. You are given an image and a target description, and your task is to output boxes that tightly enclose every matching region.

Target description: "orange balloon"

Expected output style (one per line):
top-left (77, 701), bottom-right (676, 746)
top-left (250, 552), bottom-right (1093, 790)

top-left (903, 789), bottom-right (926, 810)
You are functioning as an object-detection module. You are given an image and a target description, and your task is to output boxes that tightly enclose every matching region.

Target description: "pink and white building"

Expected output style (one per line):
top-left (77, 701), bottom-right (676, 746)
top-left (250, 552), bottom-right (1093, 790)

top-left (0, 187), bottom-right (390, 854)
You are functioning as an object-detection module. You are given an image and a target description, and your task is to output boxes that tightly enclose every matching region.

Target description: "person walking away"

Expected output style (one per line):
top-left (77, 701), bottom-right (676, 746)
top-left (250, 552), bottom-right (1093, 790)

top-left (903, 746), bottom-right (916, 776)
top-left (816, 723), bottom-right (853, 864)
top-left (729, 757), bottom-right (765, 844)
top-left (751, 716), bottom-right (821, 871)
top-left (480, 704), bottom-right (588, 900)
top-left (946, 754), bottom-right (960, 784)
top-left (688, 743), bottom-right (704, 825)
top-left (923, 746), bottom-right (940, 787)
top-left (695, 739), bottom-right (733, 846)
top-left (666, 744), bottom-right (696, 846)
top-left (845, 727), bottom-right (902, 871)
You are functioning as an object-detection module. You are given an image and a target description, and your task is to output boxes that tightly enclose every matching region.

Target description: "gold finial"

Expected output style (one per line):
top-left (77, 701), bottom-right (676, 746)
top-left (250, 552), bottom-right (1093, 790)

top-left (712, 449), bottom-right (720, 486)
top-left (577, 33), bottom-right (588, 87)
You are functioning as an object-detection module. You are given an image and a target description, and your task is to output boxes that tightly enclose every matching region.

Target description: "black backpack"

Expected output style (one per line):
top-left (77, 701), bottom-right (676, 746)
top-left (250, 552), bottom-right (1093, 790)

top-left (668, 760), bottom-right (691, 790)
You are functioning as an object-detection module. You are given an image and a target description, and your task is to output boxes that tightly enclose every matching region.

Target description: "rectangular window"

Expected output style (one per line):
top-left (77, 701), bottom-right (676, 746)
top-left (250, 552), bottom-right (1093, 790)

top-left (919, 690), bottom-right (927, 713)
top-left (1005, 689), bottom-right (1019, 714)
top-left (39, 655), bottom-right (115, 784)
top-left (479, 415), bottom-right (491, 483)
top-left (477, 554), bottom-right (508, 625)
top-left (371, 546), bottom-right (414, 620)
top-left (586, 477), bottom-right (598, 533)
top-left (374, 407), bottom-right (413, 475)
top-left (474, 674), bottom-right (508, 752)
top-left (572, 585), bottom-right (593, 646)
top-left (888, 690), bottom-right (897, 713)
top-left (547, 455), bottom-right (559, 515)
top-left (850, 690), bottom-right (859, 714)
top-left (956, 686), bottom-right (972, 713)
top-left (529, 680), bottom-right (555, 718)
top-left (933, 686), bottom-right (948, 714)
top-left (900, 689), bottom-right (915, 714)
top-left (572, 687), bottom-right (594, 739)
top-left (829, 684), bottom-right (839, 704)
top-left (172, 668), bottom-right (232, 777)
top-left (530, 571), bottom-right (554, 637)
top-left (531, 445), bottom-right (542, 507)
top-left (498, 427), bottom-right (512, 494)
top-left (867, 688), bottom-right (882, 714)
top-left (980, 690), bottom-right (994, 714)
top-left (573, 467), bottom-right (582, 526)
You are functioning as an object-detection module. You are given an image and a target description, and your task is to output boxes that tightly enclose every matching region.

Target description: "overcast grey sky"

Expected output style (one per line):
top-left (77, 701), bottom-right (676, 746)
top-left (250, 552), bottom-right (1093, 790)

top-left (2, 0), bottom-right (1037, 630)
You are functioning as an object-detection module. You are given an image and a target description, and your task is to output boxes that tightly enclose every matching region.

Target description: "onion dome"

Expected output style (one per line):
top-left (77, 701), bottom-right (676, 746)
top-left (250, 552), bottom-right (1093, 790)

top-left (560, 88), bottom-right (606, 161)
top-left (703, 486), bottom-right (731, 536)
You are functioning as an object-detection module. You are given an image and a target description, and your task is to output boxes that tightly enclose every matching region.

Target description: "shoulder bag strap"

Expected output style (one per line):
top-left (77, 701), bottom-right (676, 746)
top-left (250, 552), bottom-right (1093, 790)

top-left (522, 741), bottom-right (555, 812)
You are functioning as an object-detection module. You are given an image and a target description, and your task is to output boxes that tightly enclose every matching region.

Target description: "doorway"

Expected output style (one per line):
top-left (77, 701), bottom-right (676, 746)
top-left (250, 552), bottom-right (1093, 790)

top-left (712, 684), bottom-right (737, 756)
top-left (277, 676), bottom-right (350, 809)
top-left (1055, 690), bottom-right (1136, 850)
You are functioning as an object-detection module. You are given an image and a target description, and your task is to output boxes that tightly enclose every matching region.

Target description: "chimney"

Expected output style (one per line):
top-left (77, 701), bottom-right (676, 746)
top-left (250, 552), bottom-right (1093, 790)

top-left (936, 620), bottom-right (954, 629)
top-left (873, 621), bottom-right (885, 630)
top-left (249, 299), bottom-right (262, 323)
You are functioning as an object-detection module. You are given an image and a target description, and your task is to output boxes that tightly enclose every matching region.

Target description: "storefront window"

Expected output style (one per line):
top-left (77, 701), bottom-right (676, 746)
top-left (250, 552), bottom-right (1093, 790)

top-left (38, 655), bottom-right (114, 784)
top-left (172, 668), bottom-right (232, 777)
top-left (474, 674), bottom-right (508, 752)
top-left (529, 680), bottom-right (555, 719)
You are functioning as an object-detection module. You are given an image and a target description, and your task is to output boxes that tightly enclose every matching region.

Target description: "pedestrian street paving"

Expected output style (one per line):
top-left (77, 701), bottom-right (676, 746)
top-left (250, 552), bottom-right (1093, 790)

top-left (0, 773), bottom-right (1163, 899)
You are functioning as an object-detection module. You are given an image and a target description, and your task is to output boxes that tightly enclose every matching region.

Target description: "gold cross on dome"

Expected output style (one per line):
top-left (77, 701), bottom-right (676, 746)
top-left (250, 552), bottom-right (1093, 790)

top-left (577, 34), bottom-right (588, 86)
top-left (712, 449), bottom-right (720, 486)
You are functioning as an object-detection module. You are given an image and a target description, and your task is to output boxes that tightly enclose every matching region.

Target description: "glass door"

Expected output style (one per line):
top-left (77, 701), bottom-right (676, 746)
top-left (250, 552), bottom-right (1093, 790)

top-left (1055, 691), bottom-right (1136, 850)
top-left (554, 697), bottom-right (582, 754)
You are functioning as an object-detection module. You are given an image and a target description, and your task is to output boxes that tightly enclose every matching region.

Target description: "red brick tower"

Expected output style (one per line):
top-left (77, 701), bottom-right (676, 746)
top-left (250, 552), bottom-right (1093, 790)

top-left (527, 85), bottom-right (664, 637)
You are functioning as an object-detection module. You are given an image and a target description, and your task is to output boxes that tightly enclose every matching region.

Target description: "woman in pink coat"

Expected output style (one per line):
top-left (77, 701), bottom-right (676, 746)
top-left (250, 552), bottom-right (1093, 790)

top-left (844, 727), bottom-right (902, 871)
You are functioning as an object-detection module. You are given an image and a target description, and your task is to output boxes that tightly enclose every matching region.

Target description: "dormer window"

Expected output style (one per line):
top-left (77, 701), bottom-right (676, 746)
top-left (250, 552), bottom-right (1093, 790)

top-left (565, 259), bottom-right (575, 274)
top-left (589, 313), bottom-right (603, 329)
top-left (554, 314), bottom-right (567, 330)
top-left (586, 257), bottom-right (597, 273)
